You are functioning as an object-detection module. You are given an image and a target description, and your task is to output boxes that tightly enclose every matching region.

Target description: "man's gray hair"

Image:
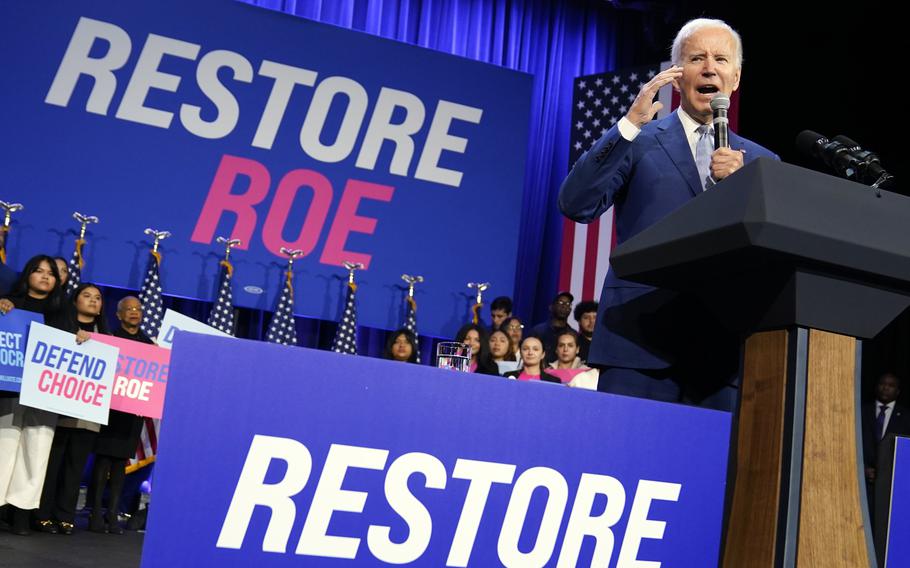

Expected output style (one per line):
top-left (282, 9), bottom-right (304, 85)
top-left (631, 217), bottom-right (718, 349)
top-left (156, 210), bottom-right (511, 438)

top-left (117, 295), bottom-right (141, 312)
top-left (671, 18), bottom-right (743, 69)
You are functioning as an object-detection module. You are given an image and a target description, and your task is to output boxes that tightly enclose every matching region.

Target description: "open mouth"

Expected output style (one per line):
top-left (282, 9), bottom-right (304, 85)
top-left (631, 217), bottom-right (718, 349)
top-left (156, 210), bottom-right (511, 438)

top-left (696, 85), bottom-right (719, 95)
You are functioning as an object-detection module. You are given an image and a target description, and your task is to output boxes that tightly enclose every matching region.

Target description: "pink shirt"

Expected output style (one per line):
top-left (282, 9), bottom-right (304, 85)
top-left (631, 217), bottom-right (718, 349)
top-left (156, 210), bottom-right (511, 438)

top-left (547, 368), bottom-right (589, 384)
top-left (517, 371), bottom-right (541, 381)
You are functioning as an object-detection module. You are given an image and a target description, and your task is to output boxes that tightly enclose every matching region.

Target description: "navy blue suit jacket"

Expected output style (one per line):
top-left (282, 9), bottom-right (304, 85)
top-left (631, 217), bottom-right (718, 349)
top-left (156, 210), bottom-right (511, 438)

top-left (559, 112), bottom-right (778, 377)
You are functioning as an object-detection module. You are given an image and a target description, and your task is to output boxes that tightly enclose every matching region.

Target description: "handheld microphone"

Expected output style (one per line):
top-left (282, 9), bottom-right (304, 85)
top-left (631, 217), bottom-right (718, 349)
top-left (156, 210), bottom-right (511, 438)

top-left (710, 94), bottom-right (730, 149)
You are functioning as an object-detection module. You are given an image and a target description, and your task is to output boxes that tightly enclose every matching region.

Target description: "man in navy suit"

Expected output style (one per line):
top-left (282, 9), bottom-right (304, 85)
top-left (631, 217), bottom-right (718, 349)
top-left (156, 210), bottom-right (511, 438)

top-left (558, 18), bottom-right (778, 408)
top-left (863, 373), bottom-right (910, 485)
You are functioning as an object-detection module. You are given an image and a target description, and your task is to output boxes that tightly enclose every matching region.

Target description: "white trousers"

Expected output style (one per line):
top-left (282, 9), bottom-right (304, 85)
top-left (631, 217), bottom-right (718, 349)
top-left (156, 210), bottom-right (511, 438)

top-left (0, 398), bottom-right (57, 510)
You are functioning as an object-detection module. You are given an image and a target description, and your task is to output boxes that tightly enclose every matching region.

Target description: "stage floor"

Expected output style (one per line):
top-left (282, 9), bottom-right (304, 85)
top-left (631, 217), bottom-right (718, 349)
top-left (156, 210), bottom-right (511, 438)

top-left (0, 510), bottom-right (143, 568)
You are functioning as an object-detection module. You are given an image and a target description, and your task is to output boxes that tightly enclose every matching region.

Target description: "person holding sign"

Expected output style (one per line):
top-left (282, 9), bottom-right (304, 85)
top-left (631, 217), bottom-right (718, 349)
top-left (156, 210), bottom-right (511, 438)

top-left (91, 296), bottom-right (153, 535)
top-left (0, 255), bottom-right (66, 536)
top-left (35, 283), bottom-right (110, 535)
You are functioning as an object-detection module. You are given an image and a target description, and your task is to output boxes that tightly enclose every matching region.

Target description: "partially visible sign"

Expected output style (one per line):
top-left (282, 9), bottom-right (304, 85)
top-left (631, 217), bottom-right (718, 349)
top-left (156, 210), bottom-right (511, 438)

top-left (0, 309), bottom-right (44, 392)
top-left (91, 333), bottom-right (170, 419)
top-left (157, 309), bottom-right (230, 350)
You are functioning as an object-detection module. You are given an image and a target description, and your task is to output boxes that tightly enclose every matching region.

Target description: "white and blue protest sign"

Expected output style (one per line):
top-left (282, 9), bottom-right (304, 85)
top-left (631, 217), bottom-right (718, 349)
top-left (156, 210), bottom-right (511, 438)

top-left (157, 308), bottom-right (231, 350)
top-left (887, 436), bottom-right (910, 566)
top-left (143, 332), bottom-right (732, 567)
top-left (0, 0), bottom-right (531, 338)
top-left (0, 309), bottom-right (44, 392)
top-left (19, 322), bottom-right (118, 424)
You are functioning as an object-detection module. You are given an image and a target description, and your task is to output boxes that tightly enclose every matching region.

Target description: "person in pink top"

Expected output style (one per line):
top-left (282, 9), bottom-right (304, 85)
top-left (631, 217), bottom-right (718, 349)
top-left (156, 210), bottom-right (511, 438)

top-left (504, 336), bottom-right (561, 383)
top-left (547, 331), bottom-right (599, 390)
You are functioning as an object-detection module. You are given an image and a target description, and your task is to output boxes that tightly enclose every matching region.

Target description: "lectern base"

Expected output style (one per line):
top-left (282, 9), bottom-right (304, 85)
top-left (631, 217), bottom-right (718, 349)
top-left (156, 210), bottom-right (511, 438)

top-left (723, 328), bottom-right (876, 567)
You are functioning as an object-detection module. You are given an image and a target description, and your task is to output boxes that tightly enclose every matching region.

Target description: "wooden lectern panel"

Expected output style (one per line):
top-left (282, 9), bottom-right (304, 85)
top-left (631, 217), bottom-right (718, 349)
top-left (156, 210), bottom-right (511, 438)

top-left (798, 329), bottom-right (868, 566)
top-left (723, 330), bottom-right (789, 567)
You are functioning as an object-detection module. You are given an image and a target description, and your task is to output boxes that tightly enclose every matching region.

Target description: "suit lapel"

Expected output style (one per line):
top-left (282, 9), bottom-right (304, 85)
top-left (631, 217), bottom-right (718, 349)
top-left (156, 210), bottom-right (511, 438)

top-left (655, 114), bottom-right (702, 197)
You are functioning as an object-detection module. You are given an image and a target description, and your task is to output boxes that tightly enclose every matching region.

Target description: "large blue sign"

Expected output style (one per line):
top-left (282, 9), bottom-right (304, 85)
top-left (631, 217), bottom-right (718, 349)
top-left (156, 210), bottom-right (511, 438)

top-left (0, 0), bottom-right (530, 338)
top-left (887, 436), bottom-right (910, 567)
top-left (142, 332), bottom-right (732, 566)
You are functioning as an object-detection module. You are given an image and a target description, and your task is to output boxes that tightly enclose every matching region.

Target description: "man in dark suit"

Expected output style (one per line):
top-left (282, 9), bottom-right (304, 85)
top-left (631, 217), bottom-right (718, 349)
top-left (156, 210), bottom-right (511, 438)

top-left (558, 18), bottom-right (778, 408)
top-left (863, 373), bottom-right (910, 488)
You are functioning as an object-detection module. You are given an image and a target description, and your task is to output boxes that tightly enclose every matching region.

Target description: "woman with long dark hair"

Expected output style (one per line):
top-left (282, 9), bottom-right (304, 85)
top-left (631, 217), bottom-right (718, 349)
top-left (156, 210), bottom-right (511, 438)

top-left (383, 328), bottom-right (419, 363)
top-left (0, 255), bottom-right (66, 536)
top-left (454, 323), bottom-right (499, 376)
top-left (34, 283), bottom-right (110, 535)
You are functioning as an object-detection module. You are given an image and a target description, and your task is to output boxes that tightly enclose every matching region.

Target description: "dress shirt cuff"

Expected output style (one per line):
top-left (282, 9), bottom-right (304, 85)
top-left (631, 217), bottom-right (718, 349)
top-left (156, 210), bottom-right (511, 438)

top-left (617, 116), bottom-right (641, 141)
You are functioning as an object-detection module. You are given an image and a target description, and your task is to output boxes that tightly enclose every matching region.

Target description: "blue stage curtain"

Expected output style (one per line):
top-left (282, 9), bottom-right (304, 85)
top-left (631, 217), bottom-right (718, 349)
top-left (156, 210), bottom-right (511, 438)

top-left (237, 0), bottom-right (627, 328)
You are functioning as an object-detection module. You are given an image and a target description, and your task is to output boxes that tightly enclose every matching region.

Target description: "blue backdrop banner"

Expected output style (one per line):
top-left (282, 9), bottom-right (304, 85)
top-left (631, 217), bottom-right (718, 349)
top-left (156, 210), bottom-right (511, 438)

top-left (142, 332), bottom-right (732, 566)
top-left (0, 0), bottom-right (530, 338)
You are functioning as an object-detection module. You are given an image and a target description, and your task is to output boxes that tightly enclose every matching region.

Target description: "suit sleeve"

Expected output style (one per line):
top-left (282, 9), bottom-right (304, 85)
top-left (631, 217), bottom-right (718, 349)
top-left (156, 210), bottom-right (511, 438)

top-left (558, 124), bottom-right (634, 224)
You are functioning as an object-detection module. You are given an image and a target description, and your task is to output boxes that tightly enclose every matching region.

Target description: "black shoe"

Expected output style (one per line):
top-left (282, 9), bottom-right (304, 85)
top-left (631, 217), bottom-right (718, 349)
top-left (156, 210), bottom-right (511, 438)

top-left (88, 514), bottom-right (106, 534)
top-left (35, 519), bottom-right (59, 534)
top-left (11, 507), bottom-right (30, 536)
top-left (107, 515), bottom-right (124, 535)
top-left (58, 521), bottom-right (74, 535)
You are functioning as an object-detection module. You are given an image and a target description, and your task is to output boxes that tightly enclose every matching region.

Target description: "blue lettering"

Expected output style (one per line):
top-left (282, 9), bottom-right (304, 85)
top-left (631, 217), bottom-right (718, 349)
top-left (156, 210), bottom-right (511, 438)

top-left (31, 341), bottom-right (48, 363)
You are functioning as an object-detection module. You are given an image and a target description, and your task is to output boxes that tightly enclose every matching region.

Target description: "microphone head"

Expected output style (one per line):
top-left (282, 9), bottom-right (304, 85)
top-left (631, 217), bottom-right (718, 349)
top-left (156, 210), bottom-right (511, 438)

top-left (710, 94), bottom-right (730, 111)
top-left (833, 134), bottom-right (860, 149)
top-left (796, 130), bottom-right (827, 158)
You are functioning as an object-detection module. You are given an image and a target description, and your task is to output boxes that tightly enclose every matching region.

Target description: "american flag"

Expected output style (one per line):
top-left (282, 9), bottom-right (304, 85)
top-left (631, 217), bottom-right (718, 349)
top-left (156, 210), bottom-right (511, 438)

top-left (65, 238), bottom-right (85, 296)
top-left (138, 251), bottom-right (164, 339)
top-left (332, 282), bottom-right (357, 355)
top-left (126, 417), bottom-right (159, 473)
top-left (560, 63), bottom-right (672, 326)
top-left (206, 260), bottom-right (235, 335)
top-left (403, 296), bottom-right (420, 363)
top-left (265, 269), bottom-right (297, 345)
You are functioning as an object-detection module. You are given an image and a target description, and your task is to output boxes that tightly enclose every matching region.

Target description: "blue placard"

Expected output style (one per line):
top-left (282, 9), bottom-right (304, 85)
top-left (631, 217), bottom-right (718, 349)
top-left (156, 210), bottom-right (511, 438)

top-left (887, 436), bottom-right (910, 567)
top-left (0, 0), bottom-right (530, 338)
top-left (0, 309), bottom-right (45, 393)
top-left (142, 332), bottom-right (732, 567)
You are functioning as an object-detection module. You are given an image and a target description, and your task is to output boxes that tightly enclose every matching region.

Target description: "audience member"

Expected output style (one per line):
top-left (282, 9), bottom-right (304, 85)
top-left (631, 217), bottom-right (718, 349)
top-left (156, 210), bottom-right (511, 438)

top-left (0, 255), bottom-right (67, 536)
top-left (382, 328), bottom-right (419, 363)
top-left (504, 336), bottom-right (561, 383)
top-left (455, 323), bottom-right (499, 375)
top-left (489, 296), bottom-right (513, 331)
top-left (530, 291), bottom-right (575, 363)
top-left (573, 300), bottom-right (598, 363)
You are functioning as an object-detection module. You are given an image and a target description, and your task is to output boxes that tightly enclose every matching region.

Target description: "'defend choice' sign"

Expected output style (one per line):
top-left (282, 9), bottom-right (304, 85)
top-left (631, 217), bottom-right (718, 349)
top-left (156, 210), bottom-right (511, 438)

top-left (0, 0), bottom-right (531, 337)
top-left (142, 332), bottom-right (732, 567)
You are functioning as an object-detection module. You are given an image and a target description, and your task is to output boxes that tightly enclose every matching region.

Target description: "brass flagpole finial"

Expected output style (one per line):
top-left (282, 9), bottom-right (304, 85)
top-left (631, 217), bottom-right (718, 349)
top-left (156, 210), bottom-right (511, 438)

top-left (216, 237), bottom-right (242, 261)
top-left (144, 228), bottom-right (172, 253)
top-left (343, 261), bottom-right (365, 285)
top-left (72, 212), bottom-right (99, 239)
top-left (466, 282), bottom-right (490, 306)
top-left (401, 274), bottom-right (424, 298)
top-left (279, 247), bottom-right (303, 270)
top-left (0, 201), bottom-right (24, 228)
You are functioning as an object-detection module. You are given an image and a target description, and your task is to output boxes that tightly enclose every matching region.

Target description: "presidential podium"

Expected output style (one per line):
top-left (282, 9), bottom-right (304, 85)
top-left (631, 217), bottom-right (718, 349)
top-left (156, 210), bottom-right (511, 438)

top-left (610, 158), bottom-right (910, 567)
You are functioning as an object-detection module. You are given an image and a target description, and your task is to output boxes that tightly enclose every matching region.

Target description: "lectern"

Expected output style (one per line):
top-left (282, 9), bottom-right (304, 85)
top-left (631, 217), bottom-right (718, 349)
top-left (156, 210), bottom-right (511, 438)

top-left (610, 158), bottom-right (910, 567)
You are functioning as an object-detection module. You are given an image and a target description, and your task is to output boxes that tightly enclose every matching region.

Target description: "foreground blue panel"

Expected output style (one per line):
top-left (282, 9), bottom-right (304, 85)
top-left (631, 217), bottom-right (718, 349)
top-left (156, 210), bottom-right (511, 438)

top-left (887, 437), bottom-right (910, 567)
top-left (0, 0), bottom-right (530, 337)
top-left (142, 332), bottom-right (731, 567)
